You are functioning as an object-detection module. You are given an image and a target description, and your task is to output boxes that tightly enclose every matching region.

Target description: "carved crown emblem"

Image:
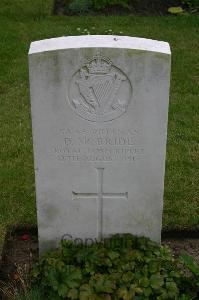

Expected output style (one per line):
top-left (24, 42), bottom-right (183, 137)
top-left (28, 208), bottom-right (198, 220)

top-left (86, 54), bottom-right (112, 74)
top-left (68, 53), bottom-right (132, 122)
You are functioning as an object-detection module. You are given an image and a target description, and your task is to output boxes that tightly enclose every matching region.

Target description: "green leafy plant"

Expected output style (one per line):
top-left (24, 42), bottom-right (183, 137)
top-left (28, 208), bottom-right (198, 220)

top-left (180, 251), bottom-right (199, 287)
top-left (32, 234), bottom-right (199, 299)
top-left (181, 0), bottom-right (199, 12)
top-left (168, 0), bottom-right (199, 15)
top-left (92, 0), bottom-right (130, 11)
top-left (17, 288), bottom-right (42, 300)
top-left (68, 0), bottom-right (92, 14)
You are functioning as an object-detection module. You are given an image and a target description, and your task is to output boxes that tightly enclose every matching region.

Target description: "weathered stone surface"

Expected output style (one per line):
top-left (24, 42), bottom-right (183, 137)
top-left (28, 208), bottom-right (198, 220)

top-left (29, 35), bottom-right (171, 254)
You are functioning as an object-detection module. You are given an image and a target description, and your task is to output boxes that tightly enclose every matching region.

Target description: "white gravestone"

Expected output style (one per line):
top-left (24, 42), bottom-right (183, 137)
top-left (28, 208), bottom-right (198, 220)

top-left (29, 35), bottom-right (171, 254)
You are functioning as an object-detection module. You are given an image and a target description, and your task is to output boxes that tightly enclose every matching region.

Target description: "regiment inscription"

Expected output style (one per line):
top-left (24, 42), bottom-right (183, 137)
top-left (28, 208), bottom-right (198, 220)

top-left (54, 127), bottom-right (144, 162)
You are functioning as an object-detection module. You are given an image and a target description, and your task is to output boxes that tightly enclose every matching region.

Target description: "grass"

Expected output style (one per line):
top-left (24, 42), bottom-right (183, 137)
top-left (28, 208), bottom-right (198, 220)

top-left (0, 0), bottom-right (199, 249)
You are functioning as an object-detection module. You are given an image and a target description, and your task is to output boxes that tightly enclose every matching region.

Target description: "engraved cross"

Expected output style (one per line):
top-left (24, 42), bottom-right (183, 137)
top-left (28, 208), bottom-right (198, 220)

top-left (72, 168), bottom-right (128, 240)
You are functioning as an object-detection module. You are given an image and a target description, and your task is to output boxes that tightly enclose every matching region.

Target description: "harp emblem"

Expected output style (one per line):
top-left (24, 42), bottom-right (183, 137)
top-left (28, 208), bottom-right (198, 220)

top-left (69, 53), bottom-right (132, 122)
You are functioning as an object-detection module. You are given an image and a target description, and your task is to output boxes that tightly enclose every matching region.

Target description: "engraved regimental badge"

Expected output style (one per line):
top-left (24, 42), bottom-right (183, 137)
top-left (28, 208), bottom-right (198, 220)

top-left (68, 53), bottom-right (132, 122)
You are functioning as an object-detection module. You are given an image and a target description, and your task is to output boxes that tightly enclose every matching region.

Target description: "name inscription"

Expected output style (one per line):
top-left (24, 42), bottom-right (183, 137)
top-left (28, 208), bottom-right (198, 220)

top-left (54, 127), bottom-right (144, 162)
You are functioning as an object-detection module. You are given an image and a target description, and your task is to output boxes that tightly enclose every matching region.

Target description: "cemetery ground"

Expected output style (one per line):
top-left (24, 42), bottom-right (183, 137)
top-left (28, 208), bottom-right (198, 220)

top-left (0, 0), bottom-right (199, 298)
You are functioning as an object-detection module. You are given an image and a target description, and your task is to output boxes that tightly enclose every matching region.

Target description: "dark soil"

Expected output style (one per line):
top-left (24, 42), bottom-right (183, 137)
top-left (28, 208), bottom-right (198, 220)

top-left (0, 227), bottom-right (199, 283)
top-left (53, 0), bottom-right (184, 16)
top-left (0, 228), bottom-right (38, 282)
top-left (162, 238), bottom-right (199, 263)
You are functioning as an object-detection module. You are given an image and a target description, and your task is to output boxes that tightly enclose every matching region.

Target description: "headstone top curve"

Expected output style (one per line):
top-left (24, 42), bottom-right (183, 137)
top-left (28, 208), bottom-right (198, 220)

top-left (29, 35), bottom-right (171, 55)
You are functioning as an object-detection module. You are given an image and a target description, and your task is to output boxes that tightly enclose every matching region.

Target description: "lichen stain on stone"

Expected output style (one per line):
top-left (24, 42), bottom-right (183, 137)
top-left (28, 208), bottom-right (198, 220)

top-left (126, 49), bottom-right (146, 57)
top-left (82, 48), bottom-right (97, 60)
top-left (41, 203), bottom-right (60, 222)
top-left (50, 53), bottom-right (62, 84)
top-left (40, 239), bottom-right (58, 254)
top-left (155, 52), bottom-right (171, 62)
